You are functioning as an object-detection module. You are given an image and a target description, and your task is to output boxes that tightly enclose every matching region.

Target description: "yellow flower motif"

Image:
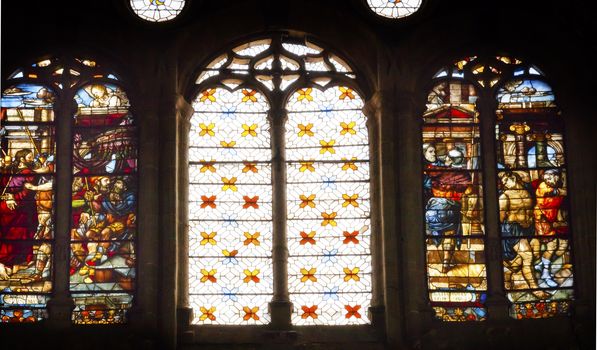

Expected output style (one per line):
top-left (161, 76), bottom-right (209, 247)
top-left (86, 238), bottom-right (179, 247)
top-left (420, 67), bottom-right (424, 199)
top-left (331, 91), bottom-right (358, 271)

top-left (243, 232), bottom-right (261, 246)
top-left (342, 194), bottom-right (359, 208)
top-left (199, 306), bottom-right (216, 321)
top-left (221, 177), bottom-right (237, 192)
top-left (341, 157), bottom-right (358, 171)
top-left (343, 267), bottom-right (360, 282)
top-left (298, 123), bottom-right (314, 137)
top-left (200, 88), bottom-right (217, 103)
top-left (299, 194), bottom-right (316, 209)
top-left (339, 86), bottom-right (355, 100)
top-left (200, 269), bottom-right (217, 283)
top-left (220, 140), bottom-right (236, 148)
top-left (297, 88), bottom-right (314, 102)
top-left (299, 161), bottom-right (315, 172)
top-left (199, 160), bottom-right (216, 173)
top-left (340, 121), bottom-right (356, 135)
top-left (243, 269), bottom-right (260, 283)
top-left (319, 140), bottom-right (336, 154)
top-left (241, 123), bottom-right (258, 137)
top-left (300, 268), bottom-right (317, 282)
top-left (242, 89), bottom-right (258, 103)
top-left (200, 231), bottom-right (217, 245)
top-left (199, 123), bottom-right (215, 137)
top-left (321, 211), bottom-right (337, 227)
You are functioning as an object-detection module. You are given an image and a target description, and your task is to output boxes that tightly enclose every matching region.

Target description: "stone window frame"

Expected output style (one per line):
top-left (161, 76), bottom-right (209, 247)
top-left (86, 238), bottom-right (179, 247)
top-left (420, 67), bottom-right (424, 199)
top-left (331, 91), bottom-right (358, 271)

top-left (175, 32), bottom-right (386, 344)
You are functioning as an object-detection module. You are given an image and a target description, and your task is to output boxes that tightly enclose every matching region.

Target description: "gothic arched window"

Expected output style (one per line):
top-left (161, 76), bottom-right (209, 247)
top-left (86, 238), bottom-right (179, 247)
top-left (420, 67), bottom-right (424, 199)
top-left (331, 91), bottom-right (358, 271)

top-left (423, 56), bottom-right (575, 321)
top-left (188, 35), bottom-right (373, 325)
top-left (1, 57), bottom-right (138, 324)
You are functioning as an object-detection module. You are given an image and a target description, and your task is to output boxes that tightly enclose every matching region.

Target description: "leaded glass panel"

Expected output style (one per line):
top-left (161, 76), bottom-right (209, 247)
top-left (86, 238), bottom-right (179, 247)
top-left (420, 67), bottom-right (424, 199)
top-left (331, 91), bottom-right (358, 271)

top-left (496, 79), bottom-right (573, 319)
top-left (423, 80), bottom-right (487, 321)
top-left (189, 88), bottom-right (273, 325)
top-left (70, 83), bottom-right (137, 324)
top-left (1, 84), bottom-right (56, 322)
top-left (286, 86), bottom-right (371, 325)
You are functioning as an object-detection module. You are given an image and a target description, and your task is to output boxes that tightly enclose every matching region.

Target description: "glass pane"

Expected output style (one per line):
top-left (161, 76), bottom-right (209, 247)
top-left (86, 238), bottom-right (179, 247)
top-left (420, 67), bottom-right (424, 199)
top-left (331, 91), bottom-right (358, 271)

top-left (496, 82), bottom-right (573, 318)
top-left (423, 81), bottom-right (487, 321)
top-left (70, 84), bottom-right (137, 324)
top-left (1, 84), bottom-right (56, 322)
top-left (286, 86), bottom-right (371, 325)
top-left (189, 88), bottom-right (273, 325)
top-left (130, 0), bottom-right (185, 22)
top-left (366, 0), bottom-right (422, 19)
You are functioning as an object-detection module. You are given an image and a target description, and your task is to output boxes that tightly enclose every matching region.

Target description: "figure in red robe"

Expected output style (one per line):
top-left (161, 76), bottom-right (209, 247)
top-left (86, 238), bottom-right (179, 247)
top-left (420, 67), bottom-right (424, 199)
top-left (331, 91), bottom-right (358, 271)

top-left (0, 149), bottom-right (39, 278)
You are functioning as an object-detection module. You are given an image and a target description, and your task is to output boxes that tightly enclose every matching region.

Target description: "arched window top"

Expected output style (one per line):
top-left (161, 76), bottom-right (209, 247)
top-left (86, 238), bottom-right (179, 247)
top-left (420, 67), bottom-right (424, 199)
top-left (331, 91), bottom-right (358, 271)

top-left (366, 0), bottom-right (422, 19)
top-left (195, 36), bottom-right (356, 93)
top-left (6, 57), bottom-right (121, 91)
top-left (129, 0), bottom-right (186, 22)
top-left (432, 56), bottom-right (546, 89)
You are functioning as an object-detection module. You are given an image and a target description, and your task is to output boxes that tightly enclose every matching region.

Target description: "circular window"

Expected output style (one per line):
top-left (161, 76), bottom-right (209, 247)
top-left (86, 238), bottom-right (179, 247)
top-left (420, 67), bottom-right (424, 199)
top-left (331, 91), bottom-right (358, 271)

top-left (366, 0), bottom-right (422, 19)
top-left (130, 0), bottom-right (186, 22)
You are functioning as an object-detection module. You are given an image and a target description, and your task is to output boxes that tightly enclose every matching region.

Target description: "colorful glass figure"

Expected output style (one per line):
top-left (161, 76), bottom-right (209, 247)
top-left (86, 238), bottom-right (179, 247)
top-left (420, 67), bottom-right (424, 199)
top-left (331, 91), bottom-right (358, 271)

top-left (70, 83), bottom-right (137, 324)
top-left (130, 0), bottom-right (186, 22)
top-left (423, 79), bottom-right (487, 322)
top-left (496, 77), bottom-right (573, 319)
top-left (1, 83), bottom-right (56, 322)
top-left (366, 0), bottom-right (422, 19)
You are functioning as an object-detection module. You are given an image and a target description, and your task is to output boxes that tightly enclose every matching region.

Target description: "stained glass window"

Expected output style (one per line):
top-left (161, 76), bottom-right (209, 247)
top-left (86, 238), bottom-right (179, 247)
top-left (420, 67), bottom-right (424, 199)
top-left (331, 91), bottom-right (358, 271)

top-left (496, 76), bottom-right (574, 319)
top-left (366, 0), bottom-right (422, 19)
top-left (1, 57), bottom-right (137, 324)
top-left (189, 88), bottom-right (273, 325)
top-left (286, 86), bottom-right (371, 325)
top-left (1, 83), bottom-right (56, 323)
top-left (189, 35), bottom-right (370, 325)
top-left (130, 0), bottom-right (186, 22)
top-left (70, 83), bottom-right (137, 324)
top-left (422, 76), bottom-right (487, 321)
top-left (425, 56), bottom-right (576, 321)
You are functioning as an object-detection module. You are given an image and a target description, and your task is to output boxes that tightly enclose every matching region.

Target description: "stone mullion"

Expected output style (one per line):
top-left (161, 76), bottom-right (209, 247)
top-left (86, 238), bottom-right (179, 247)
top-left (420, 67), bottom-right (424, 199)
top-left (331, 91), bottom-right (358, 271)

top-left (268, 97), bottom-right (292, 328)
top-left (478, 96), bottom-right (510, 320)
top-left (47, 89), bottom-right (75, 328)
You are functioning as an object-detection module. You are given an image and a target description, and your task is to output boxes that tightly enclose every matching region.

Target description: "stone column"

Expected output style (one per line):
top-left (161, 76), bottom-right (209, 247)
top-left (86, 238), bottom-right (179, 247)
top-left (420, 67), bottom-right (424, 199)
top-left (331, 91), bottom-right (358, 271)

top-left (176, 96), bottom-right (195, 342)
top-left (478, 96), bottom-right (509, 320)
top-left (362, 92), bottom-right (385, 329)
top-left (157, 56), bottom-right (180, 350)
top-left (392, 89), bottom-right (435, 345)
top-left (46, 89), bottom-right (75, 328)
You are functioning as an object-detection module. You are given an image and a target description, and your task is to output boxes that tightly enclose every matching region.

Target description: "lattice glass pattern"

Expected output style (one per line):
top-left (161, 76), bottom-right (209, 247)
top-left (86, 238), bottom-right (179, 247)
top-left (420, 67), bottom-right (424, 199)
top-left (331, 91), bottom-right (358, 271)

top-left (130, 0), bottom-right (185, 22)
top-left (286, 86), bottom-right (371, 325)
top-left (1, 83), bottom-right (56, 322)
top-left (423, 81), bottom-right (487, 322)
top-left (189, 88), bottom-right (273, 325)
top-left (70, 84), bottom-right (137, 324)
top-left (367, 0), bottom-right (422, 19)
top-left (496, 80), bottom-right (574, 319)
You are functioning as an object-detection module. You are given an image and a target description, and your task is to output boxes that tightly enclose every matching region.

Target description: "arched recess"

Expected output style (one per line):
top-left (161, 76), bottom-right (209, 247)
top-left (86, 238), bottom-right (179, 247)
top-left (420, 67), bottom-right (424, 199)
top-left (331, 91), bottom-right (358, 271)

top-left (423, 55), bottom-right (576, 321)
top-left (1, 56), bottom-right (138, 324)
top-left (186, 33), bottom-right (376, 326)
